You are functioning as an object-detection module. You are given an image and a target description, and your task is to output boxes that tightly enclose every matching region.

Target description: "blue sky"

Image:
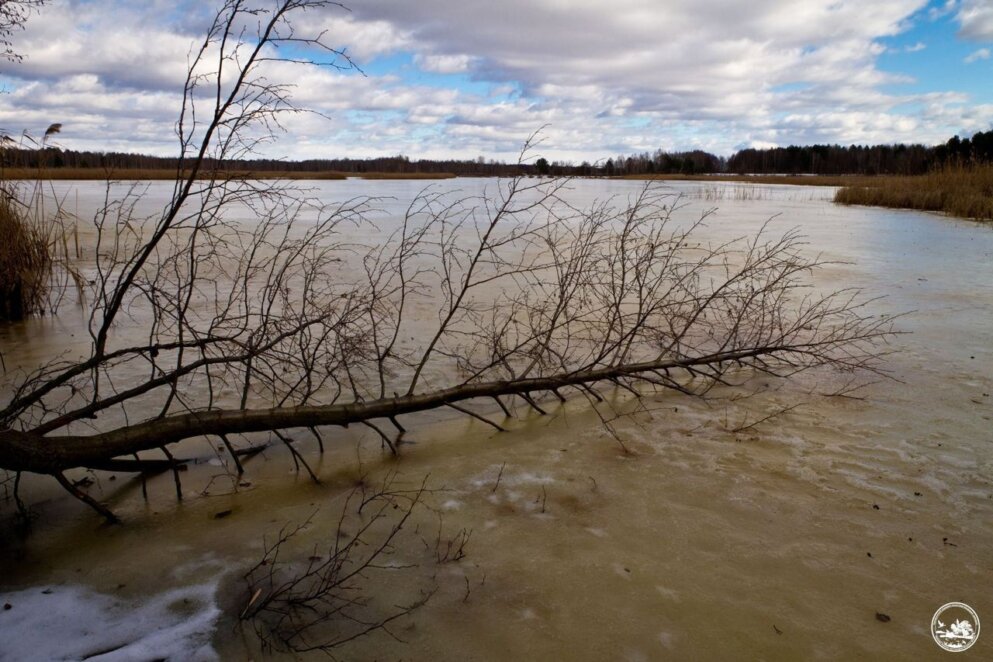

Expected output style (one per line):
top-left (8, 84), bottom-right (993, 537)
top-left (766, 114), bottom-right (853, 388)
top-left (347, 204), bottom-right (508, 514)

top-left (1, 0), bottom-right (991, 162)
top-left (879, 2), bottom-right (992, 102)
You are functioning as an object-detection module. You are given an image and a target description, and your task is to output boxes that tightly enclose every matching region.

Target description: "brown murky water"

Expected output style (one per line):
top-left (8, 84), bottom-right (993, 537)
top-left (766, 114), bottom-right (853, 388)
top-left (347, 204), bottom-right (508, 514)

top-left (1, 179), bottom-right (992, 661)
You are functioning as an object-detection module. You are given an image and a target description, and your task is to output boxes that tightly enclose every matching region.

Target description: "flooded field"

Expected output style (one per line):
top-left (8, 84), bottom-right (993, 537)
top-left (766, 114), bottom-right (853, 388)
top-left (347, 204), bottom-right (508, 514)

top-left (2, 178), bottom-right (992, 660)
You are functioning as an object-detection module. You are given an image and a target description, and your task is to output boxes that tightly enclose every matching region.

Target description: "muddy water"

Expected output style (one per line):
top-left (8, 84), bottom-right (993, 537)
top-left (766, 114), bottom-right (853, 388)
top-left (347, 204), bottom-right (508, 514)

top-left (2, 179), bottom-right (993, 661)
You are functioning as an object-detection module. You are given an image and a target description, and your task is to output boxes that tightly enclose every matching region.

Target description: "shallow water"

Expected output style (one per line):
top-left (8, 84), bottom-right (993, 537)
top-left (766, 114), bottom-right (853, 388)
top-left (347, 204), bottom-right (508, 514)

top-left (2, 178), bottom-right (992, 660)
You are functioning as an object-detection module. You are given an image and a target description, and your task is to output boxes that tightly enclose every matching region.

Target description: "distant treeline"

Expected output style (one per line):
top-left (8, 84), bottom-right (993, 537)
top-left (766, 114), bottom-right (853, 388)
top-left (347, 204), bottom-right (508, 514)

top-left (727, 130), bottom-right (993, 175)
top-left (615, 130), bottom-right (993, 176)
top-left (0, 150), bottom-right (532, 177)
top-left (2, 130), bottom-right (992, 177)
top-left (0, 147), bottom-right (726, 178)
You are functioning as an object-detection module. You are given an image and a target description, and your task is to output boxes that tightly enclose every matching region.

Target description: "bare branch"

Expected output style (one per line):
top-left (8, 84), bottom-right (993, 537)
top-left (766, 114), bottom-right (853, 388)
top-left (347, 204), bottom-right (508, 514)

top-left (0, 1), bottom-right (896, 523)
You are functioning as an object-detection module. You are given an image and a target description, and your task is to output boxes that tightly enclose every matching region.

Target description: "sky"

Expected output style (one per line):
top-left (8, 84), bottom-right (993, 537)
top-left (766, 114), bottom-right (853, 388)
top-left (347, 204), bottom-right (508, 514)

top-left (1, 0), bottom-right (992, 163)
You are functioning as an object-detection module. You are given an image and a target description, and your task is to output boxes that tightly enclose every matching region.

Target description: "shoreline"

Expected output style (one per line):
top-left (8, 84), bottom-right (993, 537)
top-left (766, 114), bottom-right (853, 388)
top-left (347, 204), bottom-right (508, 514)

top-left (3, 168), bottom-right (989, 221)
top-left (0, 168), bottom-right (457, 181)
top-left (0, 168), bottom-right (891, 186)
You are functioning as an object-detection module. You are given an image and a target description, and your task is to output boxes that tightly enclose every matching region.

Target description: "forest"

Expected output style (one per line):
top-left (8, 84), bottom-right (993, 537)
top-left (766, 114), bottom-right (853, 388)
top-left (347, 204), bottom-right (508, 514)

top-left (5, 130), bottom-right (992, 178)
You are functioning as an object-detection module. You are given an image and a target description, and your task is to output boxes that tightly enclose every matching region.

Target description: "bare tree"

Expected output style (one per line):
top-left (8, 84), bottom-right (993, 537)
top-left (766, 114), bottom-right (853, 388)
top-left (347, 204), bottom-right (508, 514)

top-left (0, 0), bottom-right (46, 63)
top-left (0, 0), bottom-right (893, 522)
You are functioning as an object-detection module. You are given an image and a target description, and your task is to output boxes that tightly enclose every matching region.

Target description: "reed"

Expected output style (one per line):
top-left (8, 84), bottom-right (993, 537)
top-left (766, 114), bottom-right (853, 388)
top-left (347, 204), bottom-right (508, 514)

top-left (698, 184), bottom-right (767, 201)
top-left (0, 184), bottom-right (51, 319)
top-left (357, 172), bottom-right (457, 180)
top-left (619, 173), bottom-right (880, 187)
top-left (834, 164), bottom-right (993, 221)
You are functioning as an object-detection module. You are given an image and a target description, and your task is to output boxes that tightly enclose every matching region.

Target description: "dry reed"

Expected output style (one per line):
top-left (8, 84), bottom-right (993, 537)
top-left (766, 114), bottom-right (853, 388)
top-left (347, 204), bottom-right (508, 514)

top-left (0, 185), bottom-right (51, 319)
top-left (620, 173), bottom-right (880, 187)
top-left (834, 164), bottom-right (993, 221)
top-left (357, 172), bottom-right (457, 180)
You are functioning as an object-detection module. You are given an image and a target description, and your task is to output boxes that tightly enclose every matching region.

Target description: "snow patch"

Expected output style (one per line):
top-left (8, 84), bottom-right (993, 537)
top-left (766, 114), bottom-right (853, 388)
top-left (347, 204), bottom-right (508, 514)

top-left (440, 499), bottom-right (462, 511)
top-left (505, 471), bottom-right (556, 486)
top-left (0, 583), bottom-right (220, 662)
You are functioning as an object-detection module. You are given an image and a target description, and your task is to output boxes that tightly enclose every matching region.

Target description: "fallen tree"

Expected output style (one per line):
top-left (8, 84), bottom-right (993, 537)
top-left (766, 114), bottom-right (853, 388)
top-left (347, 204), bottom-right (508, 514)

top-left (0, 0), bottom-right (893, 522)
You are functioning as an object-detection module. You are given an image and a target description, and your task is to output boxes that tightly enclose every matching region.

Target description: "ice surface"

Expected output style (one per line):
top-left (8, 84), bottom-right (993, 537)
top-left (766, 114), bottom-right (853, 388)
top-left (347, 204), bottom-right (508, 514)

top-left (0, 583), bottom-right (219, 662)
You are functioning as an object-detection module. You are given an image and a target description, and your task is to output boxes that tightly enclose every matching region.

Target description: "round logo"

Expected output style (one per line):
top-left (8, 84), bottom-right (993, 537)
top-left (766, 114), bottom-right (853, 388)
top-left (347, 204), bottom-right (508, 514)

top-left (932, 602), bottom-right (980, 652)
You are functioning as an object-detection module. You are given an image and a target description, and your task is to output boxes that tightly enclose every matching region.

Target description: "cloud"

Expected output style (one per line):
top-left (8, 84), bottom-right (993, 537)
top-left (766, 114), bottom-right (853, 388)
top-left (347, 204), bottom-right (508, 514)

top-left (964, 47), bottom-right (991, 63)
top-left (414, 53), bottom-right (474, 74)
top-left (957, 0), bottom-right (993, 40)
top-left (8, 1), bottom-right (193, 92)
top-left (343, 0), bottom-right (950, 149)
top-left (1, 0), bottom-right (989, 162)
top-left (0, 75), bottom-right (181, 153)
top-left (316, 15), bottom-right (412, 61)
top-left (929, 0), bottom-right (958, 21)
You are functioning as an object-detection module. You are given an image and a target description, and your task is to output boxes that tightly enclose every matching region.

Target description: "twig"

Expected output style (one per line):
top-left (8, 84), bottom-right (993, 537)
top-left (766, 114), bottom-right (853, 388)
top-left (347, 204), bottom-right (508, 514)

top-left (492, 462), bottom-right (506, 493)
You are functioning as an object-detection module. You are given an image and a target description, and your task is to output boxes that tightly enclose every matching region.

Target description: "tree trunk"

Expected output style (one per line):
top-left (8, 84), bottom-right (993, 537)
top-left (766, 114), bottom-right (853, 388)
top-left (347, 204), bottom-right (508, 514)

top-left (0, 346), bottom-right (783, 475)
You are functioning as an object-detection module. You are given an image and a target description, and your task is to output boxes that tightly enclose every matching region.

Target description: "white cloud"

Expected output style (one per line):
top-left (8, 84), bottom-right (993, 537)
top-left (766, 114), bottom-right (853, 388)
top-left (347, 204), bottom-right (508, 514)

top-left (1, 0), bottom-right (989, 162)
top-left (964, 47), bottom-right (991, 63)
top-left (361, 3), bottom-right (911, 102)
top-left (957, 0), bottom-right (993, 40)
top-left (343, 0), bottom-right (950, 150)
top-left (414, 53), bottom-right (474, 74)
top-left (7, 0), bottom-right (194, 91)
top-left (316, 15), bottom-right (412, 61)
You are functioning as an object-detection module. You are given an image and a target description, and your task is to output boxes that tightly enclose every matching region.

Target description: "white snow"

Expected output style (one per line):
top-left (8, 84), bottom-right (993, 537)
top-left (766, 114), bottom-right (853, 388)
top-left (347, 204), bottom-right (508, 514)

top-left (0, 583), bottom-right (220, 662)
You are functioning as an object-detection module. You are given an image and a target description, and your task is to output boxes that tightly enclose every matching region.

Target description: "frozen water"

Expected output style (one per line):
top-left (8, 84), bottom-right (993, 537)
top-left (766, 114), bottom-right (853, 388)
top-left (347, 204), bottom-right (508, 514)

top-left (0, 583), bottom-right (219, 662)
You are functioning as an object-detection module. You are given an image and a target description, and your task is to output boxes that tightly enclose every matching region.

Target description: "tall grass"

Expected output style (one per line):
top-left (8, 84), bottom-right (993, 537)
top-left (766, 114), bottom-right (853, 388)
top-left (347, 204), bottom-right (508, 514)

top-left (698, 184), bottom-right (768, 201)
top-left (0, 184), bottom-right (52, 319)
top-left (357, 172), bottom-right (457, 180)
top-left (834, 164), bottom-right (993, 221)
top-left (0, 123), bottom-right (88, 319)
top-left (620, 173), bottom-right (880, 187)
top-left (0, 174), bottom-right (84, 320)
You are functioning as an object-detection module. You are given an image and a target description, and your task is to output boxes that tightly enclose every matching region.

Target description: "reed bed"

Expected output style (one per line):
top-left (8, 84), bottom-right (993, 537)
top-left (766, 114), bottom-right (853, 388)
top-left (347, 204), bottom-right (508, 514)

top-left (0, 174), bottom-right (86, 320)
top-left (0, 185), bottom-right (52, 319)
top-left (352, 172), bottom-right (457, 179)
top-left (620, 173), bottom-right (879, 187)
top-left (698, 184), bottom-right (767, 202)
top-left (834, 164), bottom-right (993, 221)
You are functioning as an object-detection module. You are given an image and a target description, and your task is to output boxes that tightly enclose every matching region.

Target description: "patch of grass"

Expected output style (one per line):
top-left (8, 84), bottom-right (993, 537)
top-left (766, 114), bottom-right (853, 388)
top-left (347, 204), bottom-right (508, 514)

top-left (834, 164), bottom-right (993, 221)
